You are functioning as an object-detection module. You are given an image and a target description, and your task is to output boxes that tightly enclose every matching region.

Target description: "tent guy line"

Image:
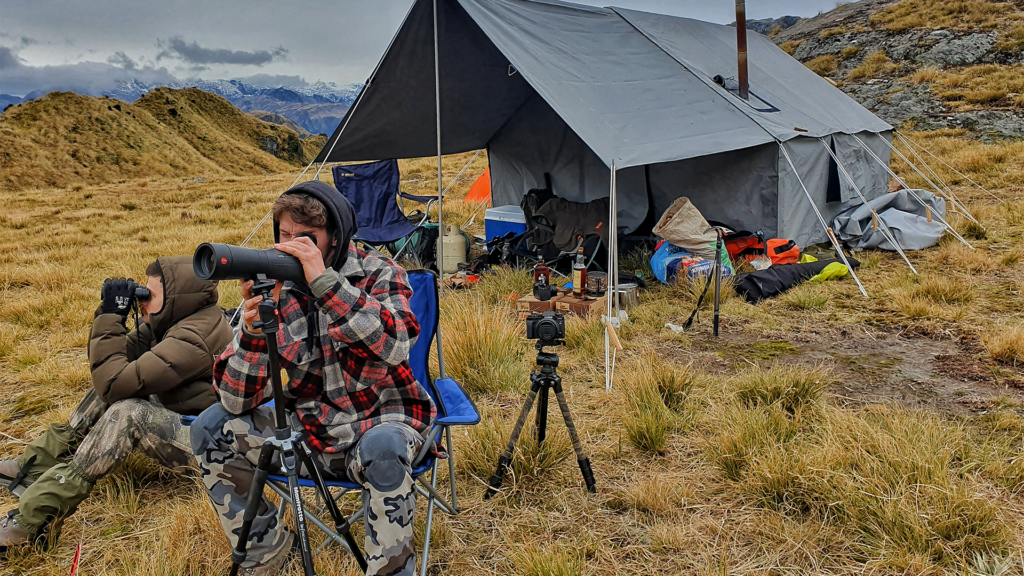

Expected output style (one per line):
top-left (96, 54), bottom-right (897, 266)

top-left (896, 132), bottom-right (1004, 205)
top-left (819, 137), bottom-right (918, 275)
top-left (853, 133), bottom-right (974, 250)
top-left (891, 135), bottom-right (980, 219)
top-left (879, 136), bottom-right (982, 226)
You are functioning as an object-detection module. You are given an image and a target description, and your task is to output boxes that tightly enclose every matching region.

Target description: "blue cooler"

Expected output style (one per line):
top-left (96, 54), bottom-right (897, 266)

top-left (485, 205), bottom-right (527, 246)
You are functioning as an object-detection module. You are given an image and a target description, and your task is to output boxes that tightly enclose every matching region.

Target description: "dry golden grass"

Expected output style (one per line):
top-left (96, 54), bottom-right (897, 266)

top-left (1, 135), bottom-right (1023, 576)
top-left (928, 64), bottom-right (1024, 109)
top-left (804, 54), bottom-right (838, 77)
top-left (0, 89), bottom-right (312, 191)
top-left (869, 0), bottom-right (1018, 32)
top-left (994, 23), bottom-right (1024, 52)
top-left (840, 45), bottom-right (862, 59)
top-left (847, 50), bottom-right (899, 80)
top-left (912, 65), bottom-right (940, 84)
top-left (819, 26), bottom-right (848, 39)
top-left (779, 39), bottom-right (804, 55)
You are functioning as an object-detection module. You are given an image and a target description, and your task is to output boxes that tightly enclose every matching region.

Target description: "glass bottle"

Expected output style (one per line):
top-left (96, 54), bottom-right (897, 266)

top-left (533, 258), bottom-right (549, 286)
top-left (572, 246), bottom-right (587, 297)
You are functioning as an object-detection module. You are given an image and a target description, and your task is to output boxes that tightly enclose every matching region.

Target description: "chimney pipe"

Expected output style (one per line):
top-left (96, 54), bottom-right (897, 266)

top-left (735, 0), bottom-right (749, 100)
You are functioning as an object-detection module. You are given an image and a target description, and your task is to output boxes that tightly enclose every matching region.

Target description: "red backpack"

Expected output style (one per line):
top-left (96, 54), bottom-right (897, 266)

top-left (724, 230), bottom-right (800, 265)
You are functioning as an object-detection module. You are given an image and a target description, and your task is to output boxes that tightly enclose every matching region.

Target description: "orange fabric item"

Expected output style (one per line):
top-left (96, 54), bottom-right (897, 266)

top-left (466, 167), bottom-right (491, 203)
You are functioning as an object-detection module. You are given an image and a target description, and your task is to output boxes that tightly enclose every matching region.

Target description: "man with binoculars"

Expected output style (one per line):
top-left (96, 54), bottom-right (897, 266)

top-left (0, 257), bottom-right (232, 552)
top-left (190, 181), bottom-right (435, 576)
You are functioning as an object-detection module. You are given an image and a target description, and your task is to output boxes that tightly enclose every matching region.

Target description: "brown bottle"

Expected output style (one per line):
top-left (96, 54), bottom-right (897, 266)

top-left (533, 258), bottom-right (550, 286)
top-left (572, 247), bottom-right (587, 297)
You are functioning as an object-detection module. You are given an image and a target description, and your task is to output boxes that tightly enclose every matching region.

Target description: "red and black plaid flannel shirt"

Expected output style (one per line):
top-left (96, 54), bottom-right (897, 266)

top-left (213, 245), bottom-right (436, 453)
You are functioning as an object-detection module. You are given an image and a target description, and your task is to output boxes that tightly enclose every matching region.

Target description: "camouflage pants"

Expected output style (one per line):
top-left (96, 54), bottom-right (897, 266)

top-left (15, 389), bottom-right (192, 535)
top-left (190, 404), bottom-right (422, 575)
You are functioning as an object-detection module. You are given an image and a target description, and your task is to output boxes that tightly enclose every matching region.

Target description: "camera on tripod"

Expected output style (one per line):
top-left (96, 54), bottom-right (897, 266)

top-left (525, 311), bottom-right (565, 345)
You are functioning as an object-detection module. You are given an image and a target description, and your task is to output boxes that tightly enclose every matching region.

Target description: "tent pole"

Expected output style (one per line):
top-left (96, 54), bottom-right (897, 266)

top-left (896, 131), bottom-right (1003, 204)
top-left (878, 135), bottom-right (979, 223)
top-left (432, 0), bottom-right (448, 380)
top-left (778, 142), bottom-right (868, 298)
top-left (819, 138), bottom-right (918, 274)
top-left (852, 134), bottom-right (974, 249)
top-left (605, 160), bottom-right (616, 393)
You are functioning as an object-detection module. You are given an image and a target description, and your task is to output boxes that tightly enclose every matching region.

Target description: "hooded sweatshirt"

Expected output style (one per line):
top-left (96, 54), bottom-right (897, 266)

top-left (214, 181), bottom-right (436, 453)
top-left (89, 256), bottom-right (234, 415)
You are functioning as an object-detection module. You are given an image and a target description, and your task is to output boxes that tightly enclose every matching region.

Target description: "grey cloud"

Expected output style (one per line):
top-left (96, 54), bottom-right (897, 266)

top-left (157, 36), bottom-right (287, 66)
top-left (0, 46), bottom-right (23, 69)
top-left (107, 51), bottom-right (137, 70)
top-left (0, 45), bottom-right (177, 97)
top-left (19, 36), bottom-right (36, 47)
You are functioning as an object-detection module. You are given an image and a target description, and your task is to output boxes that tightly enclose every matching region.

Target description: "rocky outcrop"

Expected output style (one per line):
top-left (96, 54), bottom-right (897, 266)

top-left (772, 0), bottom-right (1024, 139)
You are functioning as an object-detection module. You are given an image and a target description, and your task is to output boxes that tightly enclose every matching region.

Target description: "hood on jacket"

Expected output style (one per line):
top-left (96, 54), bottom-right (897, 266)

top-left (148, 255), bottom-right (221, 340)
top-left (273, 180), bottom-right (357, 273)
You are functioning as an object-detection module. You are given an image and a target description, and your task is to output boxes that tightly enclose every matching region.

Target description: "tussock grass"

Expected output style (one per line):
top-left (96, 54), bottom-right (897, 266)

top-left (840, 45), bottom-right (862, 59)
top-left (804, 54), bottom-right (838, 77)
top-left (437, 293), bottom-right (527, 395)
top-left (819, 26), bottom-right (847, 39)
top-left (869, 0), bottom-right (1016, 32)
top-left (848, 50), bottom-right (898, 80)
top-left (912, 66), bottom-right (940, 84)
top-left (984, 323), bottom-right (1024, 366)
top-left (732, 364), bottom-right (834, 415)
top-left (511, 545), bottom-right (583, 576)
top-left (931, 64), bottom-right (1024, 109)
top-left (779, 39), bottom-right (804, 55)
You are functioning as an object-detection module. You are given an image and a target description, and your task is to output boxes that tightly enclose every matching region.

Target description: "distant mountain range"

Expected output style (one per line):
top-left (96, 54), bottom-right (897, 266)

top-left (1, 78), bottom-right (360, 136)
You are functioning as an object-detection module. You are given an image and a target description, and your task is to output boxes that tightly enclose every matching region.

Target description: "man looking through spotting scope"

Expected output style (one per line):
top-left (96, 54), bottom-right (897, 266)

top-left (0, 257), bottom-right (232, 553)
top-left (190, 181), bottom-right (435, 576)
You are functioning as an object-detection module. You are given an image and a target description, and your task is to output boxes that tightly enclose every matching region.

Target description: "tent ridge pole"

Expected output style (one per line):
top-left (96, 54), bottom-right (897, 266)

top-left (433, 0), bottom-right (448, 380)
top-left (852, 134), bottom-right (974, 249)
top-left (778, 142), bottom-right (868, 298)
top-left (819, 137), bottom-right (918, 275)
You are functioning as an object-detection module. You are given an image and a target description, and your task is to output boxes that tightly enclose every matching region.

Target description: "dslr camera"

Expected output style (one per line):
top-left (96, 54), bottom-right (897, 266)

top-left (525, 311), bottom-right (565, 345)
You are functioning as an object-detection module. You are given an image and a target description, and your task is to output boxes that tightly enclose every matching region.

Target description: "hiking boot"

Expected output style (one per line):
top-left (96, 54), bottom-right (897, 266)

top-left (241, 531), bottom-right (295, 575)
top-left (0, 459), bottom-right (35, 497)
top-left (0, 512), bottom-right (32, 555)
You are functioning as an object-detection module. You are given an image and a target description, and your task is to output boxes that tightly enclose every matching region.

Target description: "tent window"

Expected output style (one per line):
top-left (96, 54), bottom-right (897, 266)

top-left (826, 141), bottom-right (841, 204)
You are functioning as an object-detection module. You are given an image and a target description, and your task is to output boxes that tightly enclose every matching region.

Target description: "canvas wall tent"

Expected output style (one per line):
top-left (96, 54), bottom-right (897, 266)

top-left (315, 0), bottom-right (894, 249)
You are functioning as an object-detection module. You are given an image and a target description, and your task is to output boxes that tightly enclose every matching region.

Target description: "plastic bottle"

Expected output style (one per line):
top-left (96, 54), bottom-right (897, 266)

top-left (572, 246), bottom-right (587, 297)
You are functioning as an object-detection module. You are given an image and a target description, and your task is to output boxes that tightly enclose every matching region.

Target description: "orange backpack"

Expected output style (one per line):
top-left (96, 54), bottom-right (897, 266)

top-left (724, 230), bottom-right (800, 266)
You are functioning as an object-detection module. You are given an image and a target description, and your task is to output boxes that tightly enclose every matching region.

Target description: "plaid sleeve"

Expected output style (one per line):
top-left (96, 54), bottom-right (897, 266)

top-left (212, 329), bottom-right (272, 415)
top-left (312, 263), bottom-right (420, 366)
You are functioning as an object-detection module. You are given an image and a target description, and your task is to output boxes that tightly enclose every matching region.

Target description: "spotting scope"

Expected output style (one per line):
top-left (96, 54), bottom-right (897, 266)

top-left (193, 243), bottom-right (306, 283)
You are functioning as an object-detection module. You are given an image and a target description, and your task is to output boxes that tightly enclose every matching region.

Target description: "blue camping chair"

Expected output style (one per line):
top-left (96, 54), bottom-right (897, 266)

top-left (332, 160), bottom-right (431, 262)
top-left (267, 270), bottom-right (477, 574)
top-left (181, 270), bottom-right (478, 574)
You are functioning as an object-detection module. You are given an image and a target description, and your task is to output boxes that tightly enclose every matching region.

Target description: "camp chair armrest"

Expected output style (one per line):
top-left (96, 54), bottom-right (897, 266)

top-left (432, 377), bottom-right (480, 425)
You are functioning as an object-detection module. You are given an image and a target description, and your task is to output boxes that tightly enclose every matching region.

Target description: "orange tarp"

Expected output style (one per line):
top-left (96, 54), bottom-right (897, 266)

top-left (465, 167), bottom-right (491, 203)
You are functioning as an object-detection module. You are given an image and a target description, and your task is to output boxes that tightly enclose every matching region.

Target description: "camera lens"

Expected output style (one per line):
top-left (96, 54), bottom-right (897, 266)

top-left (536, 319), bottom-right (558, 341)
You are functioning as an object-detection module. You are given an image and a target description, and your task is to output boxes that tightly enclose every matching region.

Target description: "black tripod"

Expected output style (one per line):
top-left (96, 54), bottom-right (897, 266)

top-left (228, 277), bottom-right (367, 576)
top-left (484, 341), bottom-right (596, 499)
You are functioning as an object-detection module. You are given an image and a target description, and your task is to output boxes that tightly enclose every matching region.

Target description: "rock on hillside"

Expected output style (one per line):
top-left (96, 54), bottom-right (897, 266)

top-left (247, 110), bottom-right (313, 139)
top-left (0, 89), bottom-right (316, 190)
top-left (773, 0), bottom-right (1024, 139)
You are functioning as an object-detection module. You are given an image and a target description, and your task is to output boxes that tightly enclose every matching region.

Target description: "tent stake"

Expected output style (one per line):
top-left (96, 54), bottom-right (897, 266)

top-left (896, 132), bottom-right (1004, 204)
top-left (779, 142), bottom-right (868, 298)
top-left (877, 134), bottom-right (980, 224)
top-left (852, 134), bottom-right (974, 249)
top-left (819, 138), bottom-right (918, 275)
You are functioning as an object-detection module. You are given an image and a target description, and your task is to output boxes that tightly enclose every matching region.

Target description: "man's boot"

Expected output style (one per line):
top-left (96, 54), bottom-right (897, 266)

top-left (0, 458), bottom-right (37, 497)
top-left (0, 511), bottom-right (32, 555)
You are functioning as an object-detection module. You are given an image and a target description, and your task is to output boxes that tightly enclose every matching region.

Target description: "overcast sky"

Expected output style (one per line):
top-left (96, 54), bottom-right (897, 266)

top-left (1, 0), bottom-right (839, 96)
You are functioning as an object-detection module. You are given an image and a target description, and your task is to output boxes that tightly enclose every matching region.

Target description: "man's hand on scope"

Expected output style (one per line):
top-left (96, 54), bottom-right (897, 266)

top-left (240, 279), bottom-right (283, 334)
top-left (274, 235), bottom-right (326, 284)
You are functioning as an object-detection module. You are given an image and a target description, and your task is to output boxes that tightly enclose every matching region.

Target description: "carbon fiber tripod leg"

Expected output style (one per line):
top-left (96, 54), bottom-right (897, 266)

top-left (552, 384), bottom-right (596, 493)
top-left (484, 379), bottom-right (542, 499)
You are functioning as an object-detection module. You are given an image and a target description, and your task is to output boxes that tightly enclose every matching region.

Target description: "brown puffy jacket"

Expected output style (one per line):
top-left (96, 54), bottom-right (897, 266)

top-left (88, 255), bottom-right (233, 415)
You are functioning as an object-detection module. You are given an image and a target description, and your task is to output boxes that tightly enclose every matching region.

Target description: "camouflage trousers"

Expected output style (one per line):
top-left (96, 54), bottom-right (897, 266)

top-left (190, 404), bottom-right (422, 575)
top-left (15, 389), bottom-right (192, 535)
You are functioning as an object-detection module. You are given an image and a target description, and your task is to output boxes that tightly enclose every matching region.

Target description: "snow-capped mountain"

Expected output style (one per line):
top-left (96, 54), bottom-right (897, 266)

top-left (100, 78), bottom-right (362, 135)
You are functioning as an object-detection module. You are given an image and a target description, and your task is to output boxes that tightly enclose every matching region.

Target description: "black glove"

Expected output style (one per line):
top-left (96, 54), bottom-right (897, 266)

top-left (100, 278), bottom-right (136, 320)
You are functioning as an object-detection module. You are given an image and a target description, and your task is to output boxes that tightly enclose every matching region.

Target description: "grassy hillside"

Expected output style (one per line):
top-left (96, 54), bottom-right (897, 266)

top-left (0, 138), bottom-right (1022, 574)
top-left (0, 89), bottom-right (318, 191)
top-left (247, 110), bottom-right (313, 139)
